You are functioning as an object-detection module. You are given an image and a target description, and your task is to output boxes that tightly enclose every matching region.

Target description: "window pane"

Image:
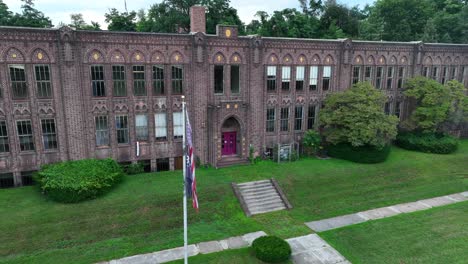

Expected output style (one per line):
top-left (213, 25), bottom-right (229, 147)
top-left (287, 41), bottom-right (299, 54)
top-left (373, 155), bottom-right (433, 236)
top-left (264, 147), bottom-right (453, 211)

top-left (307, 105), bottom-right (316, 129)
top-left (133, 65), bottom-right (146, 96)
top-left (387, 66), bottom-right (394, 90)
top-left (153, 65), bottom-right (165, 95)
top-left (41, 119), bottom-right (57, 150)
top-left (155, 113), bottom-right (167, 140)
top-left (266, 108), bottom-right (275, 132)
top-left (35, 65), bottom-right (52, 98)
top-left (95, 116), bottom-right (109, 146)
top-left (173, 112), bottom-right (183, 139)
top-left (280, 107), bottom-right (289, 132)
top-left (322, 66), bottom-right (331, 90)
top-left (172, 66), bottom-right (183, 94)
top-left (91, 65), bottom-right (105, 97)
top-left (116, 115), bottom-right (129, 144)
top-left (231, 65), bottom-right (240, 93)
top-left (112, 65), bottom-right (126, 96)
top-left (0, 121), bottom-right (9, 153)
top-left (9, 65), bottom-right (28, 99)
top-left (135, 114), bottom-right (148, 141)
top-left (214, 65), bottom-right (224, 94)
top-left (282, 67), bottom-right (290, 91)
top-left (309, 66), bottom-right (318, 90)
top-left (17, 120), bottom-right (34, 151)
top-left (352, 66), bottom-right (361, 84)
top-left (267, 66), bottom-right (277, 91)
top-left (364, 66), bottom-right (373, 82)
top-left (294, 106), bottom-right (303, 131)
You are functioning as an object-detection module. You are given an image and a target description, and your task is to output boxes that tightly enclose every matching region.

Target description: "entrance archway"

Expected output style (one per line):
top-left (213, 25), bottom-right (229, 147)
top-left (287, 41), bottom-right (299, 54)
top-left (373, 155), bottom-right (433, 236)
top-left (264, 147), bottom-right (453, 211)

top-left (221, 117), bottom-right (241, 156)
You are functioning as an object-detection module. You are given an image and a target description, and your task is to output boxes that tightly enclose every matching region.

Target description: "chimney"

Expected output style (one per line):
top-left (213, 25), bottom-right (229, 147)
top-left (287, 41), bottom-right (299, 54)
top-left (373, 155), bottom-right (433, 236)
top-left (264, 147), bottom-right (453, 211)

top-left (190, 6), bottom-right (206, 33)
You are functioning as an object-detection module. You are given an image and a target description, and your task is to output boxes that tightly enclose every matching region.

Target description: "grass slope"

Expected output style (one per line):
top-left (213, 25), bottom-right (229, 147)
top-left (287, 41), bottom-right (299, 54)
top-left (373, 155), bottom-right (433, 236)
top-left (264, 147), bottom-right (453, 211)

top-left (0, 141), bottom-right (467, 263)
top-left (320, 201), bottom-right (468, 264)
top-left (167, 248), bottom-right (293, 264)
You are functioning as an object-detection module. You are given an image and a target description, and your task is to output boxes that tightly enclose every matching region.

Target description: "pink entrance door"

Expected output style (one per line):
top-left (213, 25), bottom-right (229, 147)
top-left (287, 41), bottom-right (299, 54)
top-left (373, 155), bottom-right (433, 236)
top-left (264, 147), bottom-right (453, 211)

top-left (221, 132), bottom-right (237, 156)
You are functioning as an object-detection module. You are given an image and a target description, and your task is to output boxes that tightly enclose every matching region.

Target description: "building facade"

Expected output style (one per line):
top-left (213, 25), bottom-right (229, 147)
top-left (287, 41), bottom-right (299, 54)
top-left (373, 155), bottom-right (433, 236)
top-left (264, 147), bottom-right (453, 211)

top-left (1, 6), bottom-right (468, 187)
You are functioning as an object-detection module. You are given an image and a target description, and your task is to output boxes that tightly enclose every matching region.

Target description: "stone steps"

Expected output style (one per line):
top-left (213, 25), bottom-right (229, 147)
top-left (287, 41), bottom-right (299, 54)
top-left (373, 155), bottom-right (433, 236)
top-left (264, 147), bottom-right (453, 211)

top-left (232, 179), bottom-right (292, 216)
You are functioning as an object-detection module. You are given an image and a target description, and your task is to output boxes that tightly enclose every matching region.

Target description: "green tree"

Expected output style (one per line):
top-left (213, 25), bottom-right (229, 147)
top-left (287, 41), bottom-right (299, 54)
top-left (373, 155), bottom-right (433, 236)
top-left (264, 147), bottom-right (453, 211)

top-left (69, 13), bottom-right (101, 30)
top-left (319, 2), bottom-right (363, 38)
top-left (9, 0), bottom-right (53, 28)
top-left (320, 82), bottom-right (399, 148)
top-left (403, 77), bottom-right (468, 133)
top-left (105, 8), bottom-right (137, 31)
top-left (0, 0), bottom-right (13, 26)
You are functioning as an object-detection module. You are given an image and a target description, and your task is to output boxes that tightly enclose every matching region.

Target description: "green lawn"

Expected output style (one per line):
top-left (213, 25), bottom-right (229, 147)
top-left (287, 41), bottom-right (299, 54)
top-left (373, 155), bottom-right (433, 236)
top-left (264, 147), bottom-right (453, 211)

top-left (320, 201), bottom-right (468, 264)
top-left (1, 141), bottom-right (467, 263)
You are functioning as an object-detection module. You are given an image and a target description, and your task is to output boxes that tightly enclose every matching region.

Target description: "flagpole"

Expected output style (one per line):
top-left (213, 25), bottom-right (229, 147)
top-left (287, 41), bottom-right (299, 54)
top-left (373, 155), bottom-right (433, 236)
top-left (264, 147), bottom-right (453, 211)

top-left (182, 96), bottom-right (188, 264)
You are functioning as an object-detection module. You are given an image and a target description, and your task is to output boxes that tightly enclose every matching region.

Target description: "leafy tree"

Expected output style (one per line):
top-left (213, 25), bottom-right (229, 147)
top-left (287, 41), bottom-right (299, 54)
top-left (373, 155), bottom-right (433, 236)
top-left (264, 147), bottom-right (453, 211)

top-left (137, 0), bottom-right (244, 34)
top-left (0, 0), bottom-right (13, 26)
top-left (318, 2), bottom-right (363, 38)
top-left (422, 18), bottom-right (438, 42)
top-left (105, 8), bottom-right (137, 31)
top-left (69, 13), bottom-right (101, 30)
top-left (320, 82), bottom-right (399, 148)
top-left (402, 77), bottom-right (468, 133)
top-left (9, 0), bottom-right (53, 28)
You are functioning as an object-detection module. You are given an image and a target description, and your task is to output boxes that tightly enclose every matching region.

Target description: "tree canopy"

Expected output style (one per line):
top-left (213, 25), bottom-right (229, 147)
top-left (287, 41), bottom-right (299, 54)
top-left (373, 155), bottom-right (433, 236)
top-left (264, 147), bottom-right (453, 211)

top-left (320, 82), bottom-right (399, 148)
top-left (0, 0), bottom-right (53, 28)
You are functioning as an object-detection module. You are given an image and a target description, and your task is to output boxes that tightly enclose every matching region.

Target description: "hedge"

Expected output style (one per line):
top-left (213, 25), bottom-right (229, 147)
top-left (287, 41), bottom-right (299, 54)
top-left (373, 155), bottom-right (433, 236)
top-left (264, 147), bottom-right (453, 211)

top-left (252, 236), bottom-right (291, 263)
top-left (327, 143), bottom-right (391, 163)
top-left (395, 132), bottom-right (458, 154)
top-left (36, 158), bottom-right (124, 203)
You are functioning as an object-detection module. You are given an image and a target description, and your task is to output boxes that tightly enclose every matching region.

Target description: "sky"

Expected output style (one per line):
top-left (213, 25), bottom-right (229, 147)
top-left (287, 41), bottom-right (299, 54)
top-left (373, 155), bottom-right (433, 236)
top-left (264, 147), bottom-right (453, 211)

top-left (4, 0), bottom-right (375, 29)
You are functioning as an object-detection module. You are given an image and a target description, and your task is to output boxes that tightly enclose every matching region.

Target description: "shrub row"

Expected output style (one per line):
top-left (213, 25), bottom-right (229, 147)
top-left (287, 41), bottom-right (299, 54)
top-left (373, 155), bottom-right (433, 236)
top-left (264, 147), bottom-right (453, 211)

top-left (36, 158), bottom-right (124, 203)
top-left (252, 236), bottom-right (291, 263)
top-left (395, 132), bottom-right (458, 154)
top-left (327, 143), bottom-right (391, 163)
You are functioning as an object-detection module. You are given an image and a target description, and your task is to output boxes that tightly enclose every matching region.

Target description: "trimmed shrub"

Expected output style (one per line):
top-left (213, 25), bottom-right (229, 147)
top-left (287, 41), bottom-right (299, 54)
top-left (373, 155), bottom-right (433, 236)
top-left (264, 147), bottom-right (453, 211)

top-left (252, 236), bottom-right (291, 263)
top-left (395, 132), bottom-right (458, 154)
top-left (36, 159), bottom-right (124, 203)
top-left (328, 143), bottom-right (391, 163)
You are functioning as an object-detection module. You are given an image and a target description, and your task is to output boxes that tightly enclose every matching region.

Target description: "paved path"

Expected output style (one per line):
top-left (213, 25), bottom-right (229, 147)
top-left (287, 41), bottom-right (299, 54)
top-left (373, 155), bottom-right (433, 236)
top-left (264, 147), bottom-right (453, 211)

top-left (287, 234), bottom-right (350, 264)
top-left (306, 191), bottom-right (468, 232)
top-left (100, 231), bottom-right (267, 264)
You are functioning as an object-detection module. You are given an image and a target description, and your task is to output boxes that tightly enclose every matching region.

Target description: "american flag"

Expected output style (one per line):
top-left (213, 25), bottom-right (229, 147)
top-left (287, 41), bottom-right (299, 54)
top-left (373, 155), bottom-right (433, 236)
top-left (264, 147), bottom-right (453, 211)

top-left (185, 110), bottom-right (199, 210)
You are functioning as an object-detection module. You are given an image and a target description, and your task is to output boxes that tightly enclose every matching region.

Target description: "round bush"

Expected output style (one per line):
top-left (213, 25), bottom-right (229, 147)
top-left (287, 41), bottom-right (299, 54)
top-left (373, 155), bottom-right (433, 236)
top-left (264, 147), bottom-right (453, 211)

top-left (252, 236), bottom-right (291, 263)
top-left (327, 143), bottom-right (391, 163)
top-left (395, 132), bottom-right (458, 154)
top-left (36, 158), bottom-right (124, 203)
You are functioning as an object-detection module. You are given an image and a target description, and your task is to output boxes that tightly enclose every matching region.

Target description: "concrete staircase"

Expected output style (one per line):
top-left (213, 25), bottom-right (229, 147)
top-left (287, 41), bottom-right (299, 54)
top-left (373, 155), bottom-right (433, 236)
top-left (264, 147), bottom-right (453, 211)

top-left (232, 179), bottom-right (292, 216)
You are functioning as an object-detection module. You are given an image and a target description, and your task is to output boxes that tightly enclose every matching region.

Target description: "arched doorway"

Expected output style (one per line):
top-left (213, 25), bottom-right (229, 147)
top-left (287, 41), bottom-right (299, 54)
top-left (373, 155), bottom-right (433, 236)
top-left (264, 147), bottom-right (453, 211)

top-left (221, 117), bottom-right (241, 156)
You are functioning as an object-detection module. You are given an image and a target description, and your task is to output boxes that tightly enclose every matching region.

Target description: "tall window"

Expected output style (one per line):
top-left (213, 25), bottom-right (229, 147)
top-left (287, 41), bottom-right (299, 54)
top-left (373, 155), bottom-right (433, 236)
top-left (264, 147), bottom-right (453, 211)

top-left (35, 65), bottom-right (52, 98)
top-left (9, 65), bottom-right (28, 99)
top-left (397, 67), bottom-right (405, 89)
top-left (40, 119), bottom-right (58, 150)
top-left (152, 65), bottom-right (164, 95)
top-left (295, 66), bottom-right (305, 91)
top-left (0, 121), bottom-right (9, 153)
top-left (441, 66), bottom-right (449, 84)
top-left (173, 112), bottom-right (183, 139)
top-left (95, 116), bottom-right (109, 146)
top-left (322, 66), bottom-right (331, 90)
top-left (155, 113), bottom-right (167, 140)
top-left (116, 115), bottom-right (129, 144)
top-left (231, 65), bottom-right (240, 94)
top-left (450, 67), bottom-right (457, 81)
top-left (280, 107), bottom-right (289, 132)
top-left (266, 108), bottom-right (275, 132)
top-left (423, 67), bottom-right (429, 77)
top-left (364, 66), bottom-right (373, 83)
top-left (133, 66), bottom-right (146, 96)
top-left (384, 102), bottom-right (390, 115)
top-left (463, 66), bottom-right (468, 85)
top-left (281, 66), bottom-right (291, 91)
top-left (386, 67), bottom-right (394, 90)
top-left (135, 114), bottom-right (148, 141)
top-left (91, 65), bottom-right (105, 97)
top-left (307, 105), bottom-right (316, 129)
top-left (214, 65), bottom-right (224, 94)
top-left (294, 106), bottom-right (303, 131)
top-left (112, 65), bottom-right (126, 97)
top-left (352, 66), bottom-right (361, 84)
top-left (376, 66), bottom-right (383, 89)
top-left (395, 102), bottom-right (401, 119)
top-left (172, 66), bottom-right (183, 94)
top-left (17, 120), bottom-right (34, 151)
top-left (267, 66), bottom-right (277, 91)
top-left (432, 66), bottom-right (439, 80)
top-left (309, 66), bottom-right (318, 90)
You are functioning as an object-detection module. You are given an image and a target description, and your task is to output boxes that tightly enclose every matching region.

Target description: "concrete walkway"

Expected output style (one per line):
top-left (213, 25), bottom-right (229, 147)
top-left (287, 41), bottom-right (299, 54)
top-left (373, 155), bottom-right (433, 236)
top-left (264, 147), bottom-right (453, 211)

top-left (306, 191), bottom-right (468, 232)
top-left (287, 234), bottom-right (350, 264)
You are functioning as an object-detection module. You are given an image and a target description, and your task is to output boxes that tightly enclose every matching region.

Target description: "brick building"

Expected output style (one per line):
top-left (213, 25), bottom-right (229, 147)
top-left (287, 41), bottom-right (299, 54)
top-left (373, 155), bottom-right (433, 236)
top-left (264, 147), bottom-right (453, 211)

top-left (0, 6), bottom-right (467, 187)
